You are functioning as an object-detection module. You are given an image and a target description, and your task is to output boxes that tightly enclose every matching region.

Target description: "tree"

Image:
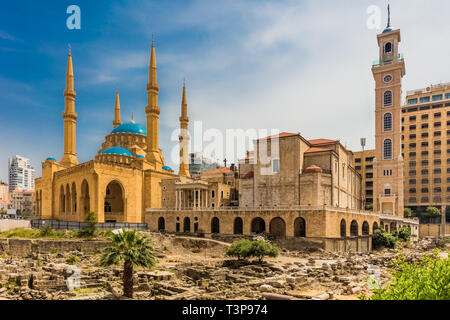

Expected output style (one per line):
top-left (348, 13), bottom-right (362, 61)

top-left (226, 239), bottom-right (253, 260)
top-left (100, 229), bottom-right (156, 298)
top-left (404, 208), bottom-right (412, 218)
top-left (373, 228), bottom-right (397, 249)
top-left (393, 226), bottom-right (411, 242)
top-left (369, 250), bottom-right (450, 300)
top-left (226, 239), bottom-right (279, 263)
top-left (78, 211), bottom-right (97, 238)
top-left (425, 206), bottom-right (441, 218)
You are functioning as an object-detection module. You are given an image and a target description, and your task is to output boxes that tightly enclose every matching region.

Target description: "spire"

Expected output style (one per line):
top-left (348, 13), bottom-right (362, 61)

top-left (149, 36), bottom-right (157, 85)
top-left (66, 45), bottom-right (74, 92)
top-left (113, 90), bottom-right (122, 128)
top-left (178, 81), bottom-right (190, 177)
top-left (61, 46), bottom-right (78, 167)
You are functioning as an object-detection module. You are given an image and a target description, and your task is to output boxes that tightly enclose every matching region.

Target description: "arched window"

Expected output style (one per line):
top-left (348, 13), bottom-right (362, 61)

top-left (362, 221), bottom-right (370, 235)
top-left (383, 113), bottom-right (393, 131)
top-left (158, 217), bottom-right (165, 231)
top-left (373, 222), bottom-right (379, 232)
top-left (384, 42), bottom-right (392, 54)
top-left (233, 217), bottom-right (243, 234)
top-left (383, 139), bottom-right (393, 160)
top-left (211, 217), bottom-right (220, 234)
top-left (340, 219), bottom-right (346, 237)
top-left (350, 220), bottom-right (358, 237)
top-left (384, 91), bottom-right (393, 106)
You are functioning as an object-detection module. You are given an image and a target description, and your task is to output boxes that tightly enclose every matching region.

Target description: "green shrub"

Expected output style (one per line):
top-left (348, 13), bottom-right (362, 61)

top-left (369, 250), bottom-right (450, 300)
top-left (226, 239), bottom-right (279, 262)
top-left (393, 226), bottom-right (411, 242)
top-left (404, 208), bottom-right (412, 218)
top-left (373, 228), bottom-right (397, 249)
top-left (365, 203), bottom-right (373, 211)
top-left (66, 255), bottom-right (80, 265)
top-left (226, 239), bottom-right (253, 260)
top-left (425, 206), bottom-right (441, 218)
top-left (77, 212), bottom-right (97, 238)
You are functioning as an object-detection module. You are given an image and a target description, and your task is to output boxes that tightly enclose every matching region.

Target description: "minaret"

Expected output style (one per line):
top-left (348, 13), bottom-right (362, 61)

top-left (372, 5), bottom-right (405, 216)
top-left (178, 81), bottom-right (190, 177)
top-left (113, 90), bottom-right (122, 128)
top-left (145, 37), bottom-right (163, 167)
top-left (60, 45), bottom-right (79, 167)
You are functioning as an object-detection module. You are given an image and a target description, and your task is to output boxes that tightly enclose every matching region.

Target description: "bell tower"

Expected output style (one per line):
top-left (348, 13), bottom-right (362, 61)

top-left (372, 5), bottom-right (405, 216)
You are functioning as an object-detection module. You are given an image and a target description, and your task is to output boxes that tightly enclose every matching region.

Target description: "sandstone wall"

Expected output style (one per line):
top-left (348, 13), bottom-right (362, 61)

top-left (0, 239), bottom-right (109, 256)
top-left (419, 223), bottom-right (450, 238)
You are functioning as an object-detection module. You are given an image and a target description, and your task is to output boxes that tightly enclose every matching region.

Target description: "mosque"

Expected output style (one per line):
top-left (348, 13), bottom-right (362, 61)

top-left (35, 40), bottom-right (191, 223)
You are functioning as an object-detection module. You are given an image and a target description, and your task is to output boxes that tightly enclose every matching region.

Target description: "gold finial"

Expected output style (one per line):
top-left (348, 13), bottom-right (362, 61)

top-left (130, 112), bottom-right (135, 123)
top-left (152, 33), bottom-right (154, 46)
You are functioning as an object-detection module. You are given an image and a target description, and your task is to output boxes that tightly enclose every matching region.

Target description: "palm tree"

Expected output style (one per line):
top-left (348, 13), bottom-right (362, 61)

top-left (100, 229), bottom-right (156, 298)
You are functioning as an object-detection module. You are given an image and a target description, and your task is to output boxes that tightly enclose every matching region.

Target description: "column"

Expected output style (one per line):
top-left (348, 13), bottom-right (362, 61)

top-left (206, 190), bottom-right (208, 208)
top-left (175, 189), bottom-right (178, 210)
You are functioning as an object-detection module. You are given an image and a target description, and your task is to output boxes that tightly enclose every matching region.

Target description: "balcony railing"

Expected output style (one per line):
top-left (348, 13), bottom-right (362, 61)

top-left (373, 53), bottom-right (404, 67)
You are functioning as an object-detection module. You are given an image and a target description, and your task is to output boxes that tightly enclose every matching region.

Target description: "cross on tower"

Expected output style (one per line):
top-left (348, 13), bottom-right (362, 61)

top-left (223, 158), bottom-right (227, 167)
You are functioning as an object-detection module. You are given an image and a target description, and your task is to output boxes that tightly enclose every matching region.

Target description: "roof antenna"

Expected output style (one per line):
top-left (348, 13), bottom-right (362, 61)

top-left (387, 2), bottom-right (391, 28)
top-left (131, 112), bottom-right (135, 123)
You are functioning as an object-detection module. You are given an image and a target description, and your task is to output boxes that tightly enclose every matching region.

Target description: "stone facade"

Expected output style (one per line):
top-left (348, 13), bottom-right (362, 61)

top-left (238, 134), bottom-right (362, 210)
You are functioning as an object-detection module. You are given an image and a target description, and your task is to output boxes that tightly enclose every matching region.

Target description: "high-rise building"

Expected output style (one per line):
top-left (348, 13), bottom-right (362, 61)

top-left (353, 150), bottom-right (375, 208)
top-left (402, 82), bottom-right (450, 210)
top-left (8, 155), bottom-right (35, 192)
top-left (189, 152), bottom-right (220, 177)
top-left (0, 181), bottom-right (8, 200)
top-left (372, 9), bottom-right (405, 217)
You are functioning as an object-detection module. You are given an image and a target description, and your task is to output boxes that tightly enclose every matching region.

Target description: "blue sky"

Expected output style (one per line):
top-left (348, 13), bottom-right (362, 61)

top-left (0, 0), bottom-right (449, 181)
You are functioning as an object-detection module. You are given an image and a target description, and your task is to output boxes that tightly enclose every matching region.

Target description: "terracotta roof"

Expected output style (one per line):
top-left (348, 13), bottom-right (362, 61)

top-left (258, 132), bottom-right (298, 140)
top-left (305, 147), bottom-right (332, 153)
top-left (304, 165), bottom-right (323, 173)
top-left (308, 138), bottom-right (337, 145)
top-left (201, 167), bottom-right (233, 175)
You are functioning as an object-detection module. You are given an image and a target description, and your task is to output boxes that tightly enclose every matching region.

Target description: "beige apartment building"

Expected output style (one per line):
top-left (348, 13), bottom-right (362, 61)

top-left (10, 189), bottom-right (36, 214)
top-left (353, 150), bottom-right (375, 208)
top-left (402, 83), bottom-right (450, 210)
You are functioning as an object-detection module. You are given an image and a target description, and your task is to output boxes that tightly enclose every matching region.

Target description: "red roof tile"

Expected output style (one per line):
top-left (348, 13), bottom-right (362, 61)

top-left (201, 167), bottom-right (233, 175)
top-left (258, 132), bottom-right (298, 140)
top-left (308, 138), bottom-right (337, 145)
top-left (305, 147), bottom-right (332, 153)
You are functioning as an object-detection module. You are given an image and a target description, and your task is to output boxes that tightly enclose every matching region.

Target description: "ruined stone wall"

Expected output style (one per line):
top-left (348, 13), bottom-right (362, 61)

top-left (419, 224), bottom-right (450, 238)
top-left (0, 239), bottom-right (109, 256)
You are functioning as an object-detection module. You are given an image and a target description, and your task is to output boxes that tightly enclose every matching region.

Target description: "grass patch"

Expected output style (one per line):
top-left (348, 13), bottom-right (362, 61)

top-left (0, 228), bottom-right (114, 240)
top-left (74, 288), bottom-right (97, 295)
top-left (66, 255), bottom-right (80, 265)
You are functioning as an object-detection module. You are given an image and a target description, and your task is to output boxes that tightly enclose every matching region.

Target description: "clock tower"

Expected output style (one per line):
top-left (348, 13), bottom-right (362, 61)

top-left (372, 5), bottom-right (405, 216)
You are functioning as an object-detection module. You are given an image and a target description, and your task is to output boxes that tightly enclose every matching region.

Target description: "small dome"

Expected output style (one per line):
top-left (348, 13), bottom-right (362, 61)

top-left (305, 165), bottom-right (323, 173)
top-left (102, 147), bottom-right (134, 157)
top-left (46, 157), bottom-right (57, 162)
top-left (111, 122), bottom-right (147, 135)
top-left (136, 155), bottom-right (145, 159)
top-left (162, 166), bottom-right (173, 171)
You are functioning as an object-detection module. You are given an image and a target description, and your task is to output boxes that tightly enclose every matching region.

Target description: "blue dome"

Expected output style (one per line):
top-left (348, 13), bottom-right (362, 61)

top-left (102, 147), bottom-right (134, 157)
top-left (136, 155), bottom-right (145, 159)
top-left (111, 122), bottom-right (147, 135)
top-left (162, 166), bottom-right (173, 171)
top-left (382, 27), bottom-right (393, 34)
top-left (46, 157), bottom-right (57, 162)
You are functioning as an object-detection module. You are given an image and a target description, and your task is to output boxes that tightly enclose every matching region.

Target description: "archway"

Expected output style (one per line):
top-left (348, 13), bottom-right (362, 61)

top-left (71, 182), bottom-right (77, 216)
top-left (270, 217), bottom-right (286, 238)
top-left (158, 217), bottom-right (165, 231)
top-left (390, 222), bottom-right (396, 234)
top-left (233, 217), bottom-right (243, 234)
top-left (104, 180), bottom-right (125, 222)
top-left (350, 220), bottom-right (358, 237)
top-left (294, 217), bottom-right (306, 237)
top-left (183, 217), bottom-right (191, 233)
top-left (340, 219), bottom-right (346, 237)
top-left (80, 180), bottom-right (90, 218)
top-left (65, 184), bottom-right (71, 215)
top-left (211, 217), bottom-right (220, 234)
top-left (362, 221), bottom-right (370, 235)
top-left (373, 222), bottom-right (379, 232)
top-left (60, 185), bottom-right (65, 215)
top-left (251, 217), bottom-right (266, 234)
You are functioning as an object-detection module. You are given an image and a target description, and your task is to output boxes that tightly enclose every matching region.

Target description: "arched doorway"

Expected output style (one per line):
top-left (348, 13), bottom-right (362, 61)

top-left (362, 221), bottom-right (370, 235)
top-left (350, 220), bottom-right (358, 237)
top-left (158, 217), bottom-right (165, 231)
top-left (233, 217), bottom-right (243, 234)
top-left (340, 219), bottom-right (346, 237)
top-left (104, 180), bottom-right (125, 222)
top-left (80, 180), bottom-right (90, 218)
top-left (294, 217), bottom-right (306, 237)
top-left (211, 217), bottom-right (220, 234)
top-left (270, 217), bottom-right (286, 238)
top-left (183, 217), bottom-right (191, 233)
top-left (251, 217), bottom-right (266, 234)
top-left (373, 222), bottom-right (379, 232)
